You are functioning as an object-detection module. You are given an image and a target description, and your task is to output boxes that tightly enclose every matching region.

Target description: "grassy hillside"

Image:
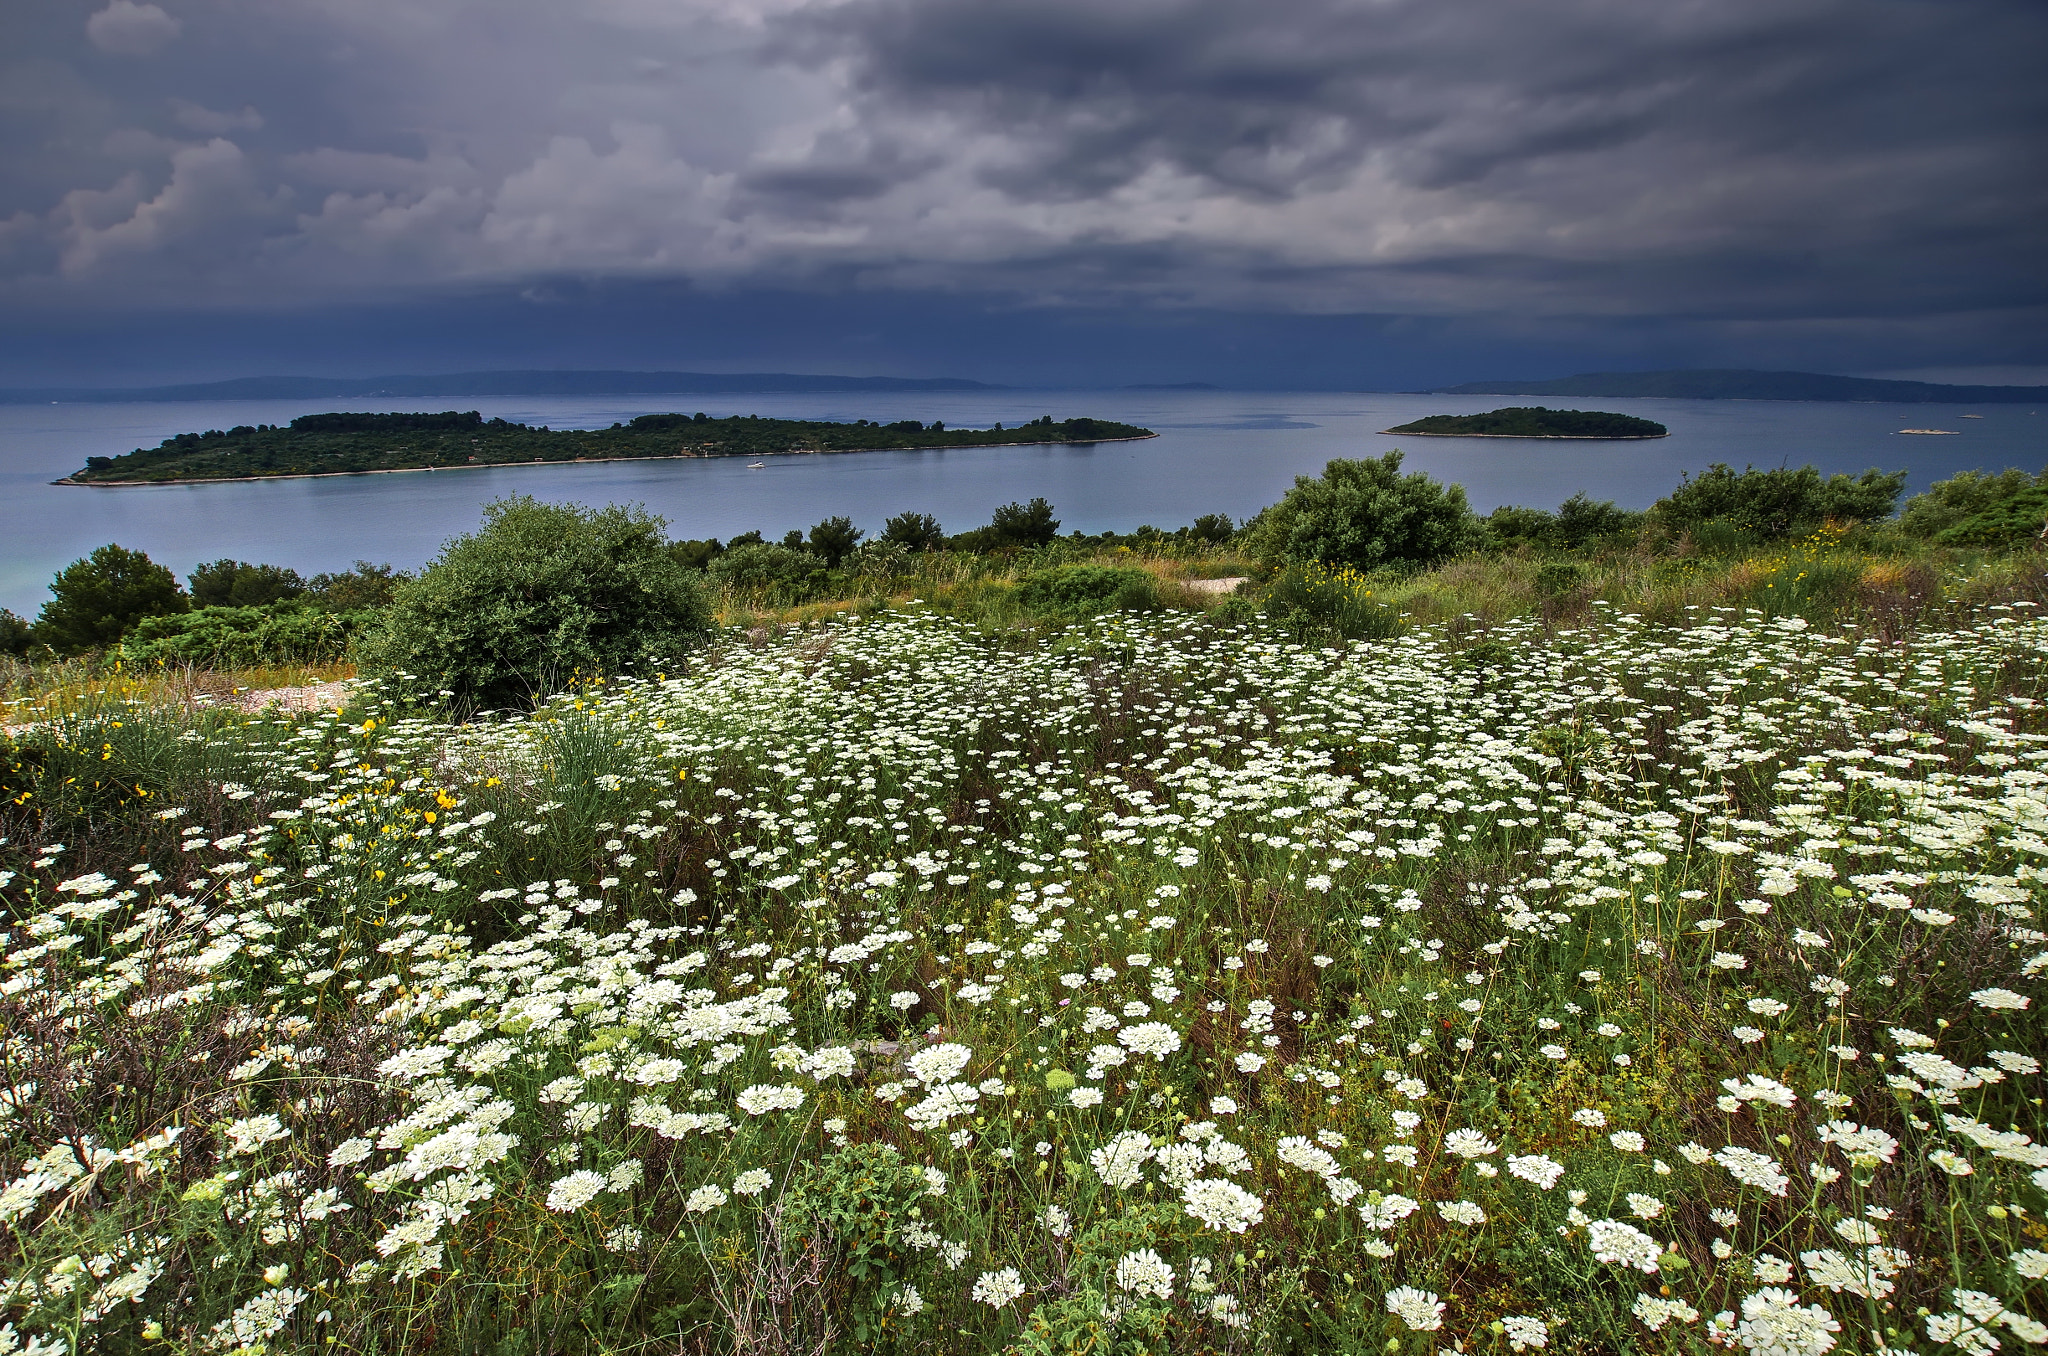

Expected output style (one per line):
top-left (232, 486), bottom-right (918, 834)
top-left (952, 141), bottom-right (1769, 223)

top-left (4, 523), bottom-right (2048, 1352)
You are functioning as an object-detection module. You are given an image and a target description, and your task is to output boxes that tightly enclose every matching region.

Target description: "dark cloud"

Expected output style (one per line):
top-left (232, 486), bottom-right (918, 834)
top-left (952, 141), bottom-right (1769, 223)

top-left (0, 0), bottom-right (2041, 382)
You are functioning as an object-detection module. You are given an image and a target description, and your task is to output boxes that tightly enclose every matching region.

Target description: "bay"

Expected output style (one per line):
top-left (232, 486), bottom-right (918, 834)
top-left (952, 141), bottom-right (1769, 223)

top-left (2, 388), bottom-right (2042, 614)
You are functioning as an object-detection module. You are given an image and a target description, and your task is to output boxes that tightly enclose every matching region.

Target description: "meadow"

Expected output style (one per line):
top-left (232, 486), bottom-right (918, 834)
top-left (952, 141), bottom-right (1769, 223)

top-left (3, 541), bottom-right (2047, 1354)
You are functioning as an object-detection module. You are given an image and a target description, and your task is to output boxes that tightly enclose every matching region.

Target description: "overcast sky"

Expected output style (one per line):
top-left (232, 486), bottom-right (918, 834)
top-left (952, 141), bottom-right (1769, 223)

top-left (3, 0), bottom-right (2043, 387)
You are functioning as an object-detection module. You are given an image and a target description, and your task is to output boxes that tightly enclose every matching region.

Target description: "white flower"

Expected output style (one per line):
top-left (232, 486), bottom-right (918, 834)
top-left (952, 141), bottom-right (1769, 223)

top-left (1068, 1086), bottom-right (1105, 1108)
top-left (1733, 1287), bottom-right (1839, 1356)
top-left (1444, 1129), bottom-right (1499, 1158)
top-left (1589, 1219), bottom-right (1663, 1273)
top-left (1971, 988), bottom-right (2030, 1011)
top-left (223, 1114), bottom-right (290, 1156)
top-left (1503, 1314), bottom-right (1549, 1351)
top-left (732, 1169), bottom-right (772, 1196)
top-left (1181, 1178), bottom-right (1265, 1233)
top-left (685, 1184), bottom-right (728, 1213)
top-left (1634, 1295), bottom-right (1701, 1331)
top-left (1114, 1248), bottom-right (1175, 1299)
top-left (1118, 1022), bottom-right (1182, 1060)
top-left (1438, 1200), bottom-right (1486, 1226)
top-left (1572, 1108), bottom-right (1607, 1128)
top-left (546, 1170), bottom-right (606, 1213)
top-left (1234, 1052), bottom-right (1267, 1073)
top-left (1386, 1286), bottom-right (1445, 1332)
top-left (1092, 1131), bottom-right (1155, 1189)
top-left (1610, 1131), bottom-right (1647, 1152)
top-left (1715, 1146), bottom-right (1791, 1196)
top-left (735, 1085), bottom-right (805, 1116)
top-left (972, 1267), bottom-right (1025, 1308)
top-left (904, 1043), bottom-right (973, 1085)
top-left (1508, 1155), bottom-right (1565, 1189)
top-left (1357, 1194), bottom-right (1420, 1230)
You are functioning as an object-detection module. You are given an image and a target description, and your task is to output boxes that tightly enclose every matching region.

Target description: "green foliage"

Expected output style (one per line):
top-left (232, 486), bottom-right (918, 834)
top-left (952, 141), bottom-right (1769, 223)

top-left (667, 538), bottom-right (725, 571)
top-left (118, 601), bottom-right (371, 668)
top-left (1653, 462), bottom-right (1906, 539)
top-left (306, 560), bottom-right (405, 610)
top-left (881, 512), bottom-right (946, 552)
top-left (72, 412), bottom-right (1153, 483)
top-left (187, 558), bottom-right (307, 608)
top-left (1188, 513), bottom-right (1235, 544)
top-left (708, 543), bottom-right (822, 598)
top-left (1900, 467), bottom-right (2048, 547)
top-left (1013, 566), bottom-right (1160, 617)
top-left (1485, 493), bottom-right (1641, 552)
top-left (30, 544), bottom-right (188, 654)
top-left (1249, 451), bottom-right (1482, 571)
top-left (987, 498), bottom-right (1062, 549)
top-left (0, 609), bottom-right (31, 658)
top-left (807, 516), bottom-right (865, 567)
top-left (1259, 561), bottom-right (1405, 641)
top-left (1385, 406), bottom-right (1667, 438)
top-left (357, 496), bottom-right (712, 712)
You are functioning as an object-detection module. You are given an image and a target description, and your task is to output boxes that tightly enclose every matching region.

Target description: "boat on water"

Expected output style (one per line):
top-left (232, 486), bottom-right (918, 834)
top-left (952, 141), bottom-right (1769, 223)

top-left (1897, 428), bottom-right (1960, 435)
top-left (1961, 414), bottom-right (1985, 419)
top-left (746, 461), bottom-right (766, 468)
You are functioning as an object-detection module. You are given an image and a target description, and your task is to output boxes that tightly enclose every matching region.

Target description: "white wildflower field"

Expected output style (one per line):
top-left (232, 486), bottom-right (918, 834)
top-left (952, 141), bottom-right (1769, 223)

top-left (4, 603), bottom-right (2047, 1353)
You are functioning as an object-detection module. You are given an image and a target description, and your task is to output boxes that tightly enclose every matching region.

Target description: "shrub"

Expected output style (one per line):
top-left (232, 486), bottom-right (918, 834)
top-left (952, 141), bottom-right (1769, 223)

top-left (188, 559), bottom-right (307, 608)
top-left (1189, 513), bottom-right (1235, 544)
top-left (31, 544), bottom-right (188, 654)
top-left (806, 516), bottom-right (865, 567)
top-left (307, 561), bottom-right (405, 610)
top-left (881, 512), bottom-right (946, 552)
top-left (1901, 468), bottom-right (2048, 547)
top-left (1013, 566), bottom-right (1159, 617)
top-left (1654, 463), bottom-right (1905, 539)
top-left (1485, 493), bottom-right (1640, 552)
top-left (667, 539), bottom-right (724, 571)
top-left (357, 497), bottom-right (712, 712)
top-left (1249, 451), bottom-right (1481, 571)
top-left (0, 609), bottom-right (32, 658)
top-left (987, 498), bottom-right (1061, 548)
top-left (1260, 561), bottom-right (1404, 641)
top-left (119, 601), bottom-right (370, 668)
top-left (708, 543), bottom-right (821, 597)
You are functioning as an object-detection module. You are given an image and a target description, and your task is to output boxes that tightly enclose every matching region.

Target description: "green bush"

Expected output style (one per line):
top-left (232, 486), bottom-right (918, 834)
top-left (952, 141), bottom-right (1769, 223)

top-left (357, 497), bottom-right (712, 713)
top-left (1485, 493), bottom-right (1641, 552)
top-left (187, 559), bottom-right (306, 607)
top-left (118, 601), bottom-right (371, 668)
top-left (1260, 561), bottom-right (1405, 641)
top-left (1654, 462), bottom-right (1905, 540)
top-left (881, 511), bottom-right (945, 552)
top-left (806, 516), bottom-right (865, 566)
top-left (1248, 451), bottom-right (1482, 571)
top-left (1013, 565), bottom-right (1159, 617)
top-left (707, 543), bottom-right (823, 598)
top-left (0, 609), bottom-right (31, 658)
top-left (1901, 467), bottom-right (2048, 547)
top-left (953, 498), bottom-right (1061, 552)
top-left (307, 561), bottom-right (405, 610)
top-left (31, 543), bottom-right (188, 654)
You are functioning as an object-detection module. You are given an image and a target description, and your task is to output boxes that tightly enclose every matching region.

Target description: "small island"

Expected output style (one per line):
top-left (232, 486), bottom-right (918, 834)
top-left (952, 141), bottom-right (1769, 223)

top-left (58, 409), bottom-right (1156, 485)
top-left (1381, 406), bottom-right (1668, 439)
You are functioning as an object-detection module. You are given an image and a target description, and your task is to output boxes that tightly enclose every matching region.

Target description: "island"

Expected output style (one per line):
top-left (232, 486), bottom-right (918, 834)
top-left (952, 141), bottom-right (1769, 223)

top-left (57, 410), bottom-right (1156, 485)
top-left (1430, 368), bottom-right (2048, 404)
top-left (1381, 407), bottom-right (1668, 439)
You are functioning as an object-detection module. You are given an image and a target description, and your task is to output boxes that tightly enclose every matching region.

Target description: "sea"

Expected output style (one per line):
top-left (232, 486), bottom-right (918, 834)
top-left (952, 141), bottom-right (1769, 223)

top-left (2, 389), bottom-right (2043, 615)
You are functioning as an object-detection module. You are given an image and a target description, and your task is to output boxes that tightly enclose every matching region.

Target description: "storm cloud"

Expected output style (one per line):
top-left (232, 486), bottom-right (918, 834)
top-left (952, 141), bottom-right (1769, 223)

top-left (1, 0), bottom-right (2042, 381)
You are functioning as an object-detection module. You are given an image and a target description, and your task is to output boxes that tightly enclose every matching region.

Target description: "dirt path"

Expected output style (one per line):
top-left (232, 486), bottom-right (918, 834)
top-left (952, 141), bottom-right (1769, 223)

top-left (1181, 576), bottom-right (1248, 595)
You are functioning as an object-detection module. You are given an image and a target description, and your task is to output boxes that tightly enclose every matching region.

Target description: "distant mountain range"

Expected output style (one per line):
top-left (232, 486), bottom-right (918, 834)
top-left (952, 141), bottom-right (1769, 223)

top-left (0, 369), bottom-right (1003, 403)
top-left (1430, 368), bottom-right (2048, 404)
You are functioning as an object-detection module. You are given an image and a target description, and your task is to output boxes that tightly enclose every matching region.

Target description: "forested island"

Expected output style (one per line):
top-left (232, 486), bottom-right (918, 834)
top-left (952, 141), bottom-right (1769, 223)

top-left (58, 409), bottom-right (1155, 484)
top-left (1382, 406), bottom-right (1668, 438)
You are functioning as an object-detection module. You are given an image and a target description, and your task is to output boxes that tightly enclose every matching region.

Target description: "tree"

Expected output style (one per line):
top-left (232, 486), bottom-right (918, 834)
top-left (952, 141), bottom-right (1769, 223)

top-left (988, 498), bottom-right (1060, 548)
top-left (0, 610), bottom-right (32, 658)
top-left (1654, 463), bottom-right (1906, 539)
top-left (806, 516), bottom-right (864, 566)
top-left (32, 544), bottom-right (187, 654)
top-left (307, 561), bottom-right (404, 610)
top-left (882, 511), bottom-right (945, 552)
top-left (189, 559), bottom-right (306, 608)
top-left (356, 497), bottom-right (711, 713)
top-left (1248, 452), bottom-right (1481, 572)
top-left (1189, 513), bottom-right (1235, 544)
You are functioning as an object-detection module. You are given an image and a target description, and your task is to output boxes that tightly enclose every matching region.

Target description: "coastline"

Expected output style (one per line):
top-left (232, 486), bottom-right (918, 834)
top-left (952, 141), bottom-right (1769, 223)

top-left (1378, 430), bottom-right (1670, 440)
top-left (54, 432), bottom-right (1160, 487)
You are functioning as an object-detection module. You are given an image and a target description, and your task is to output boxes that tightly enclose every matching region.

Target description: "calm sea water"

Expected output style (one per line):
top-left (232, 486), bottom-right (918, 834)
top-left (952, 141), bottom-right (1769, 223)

top-left (2, 389), bottom-right (2042, 614)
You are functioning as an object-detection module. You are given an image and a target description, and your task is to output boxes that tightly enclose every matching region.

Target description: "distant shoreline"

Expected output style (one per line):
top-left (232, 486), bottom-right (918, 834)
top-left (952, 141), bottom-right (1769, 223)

top-left (1377, 430), bottom-right (1670, 440)
top-left (53, 433), bottom-right (1159, 487)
